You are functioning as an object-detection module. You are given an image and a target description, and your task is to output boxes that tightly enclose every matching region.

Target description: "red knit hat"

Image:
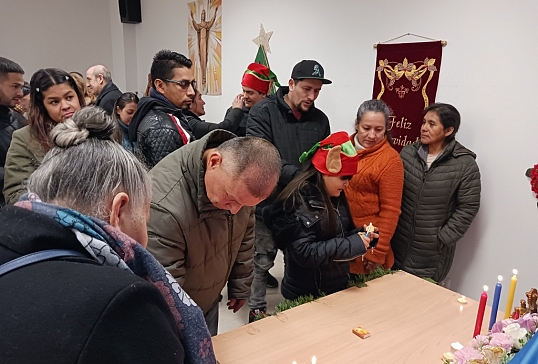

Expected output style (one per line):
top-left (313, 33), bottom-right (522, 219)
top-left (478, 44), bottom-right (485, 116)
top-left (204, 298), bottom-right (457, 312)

top-left (300, 131), bottom-right (359, 177)
top-left (241, 63), bottom-right (274, 94)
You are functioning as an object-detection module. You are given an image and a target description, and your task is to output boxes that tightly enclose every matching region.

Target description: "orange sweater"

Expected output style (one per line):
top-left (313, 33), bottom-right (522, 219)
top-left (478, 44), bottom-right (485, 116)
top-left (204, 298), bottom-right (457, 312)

top-left (345, 135), bottom-right (404, 274)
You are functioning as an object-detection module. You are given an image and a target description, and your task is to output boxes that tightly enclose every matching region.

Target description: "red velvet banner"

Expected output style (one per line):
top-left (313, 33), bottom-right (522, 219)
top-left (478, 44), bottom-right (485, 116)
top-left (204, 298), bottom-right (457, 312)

top-left (372, 41), bottom-right (443, 152)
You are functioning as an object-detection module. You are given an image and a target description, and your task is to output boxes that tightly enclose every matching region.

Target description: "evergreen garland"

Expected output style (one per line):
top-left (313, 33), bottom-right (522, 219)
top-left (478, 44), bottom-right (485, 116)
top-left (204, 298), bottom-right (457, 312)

top-left (250, 267), bottom-right (396, 322)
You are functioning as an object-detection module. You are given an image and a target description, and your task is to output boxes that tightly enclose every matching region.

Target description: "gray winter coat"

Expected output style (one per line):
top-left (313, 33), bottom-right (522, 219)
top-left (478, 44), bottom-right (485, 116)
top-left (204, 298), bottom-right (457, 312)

top-left (391, 139), bottom-right (481, 282)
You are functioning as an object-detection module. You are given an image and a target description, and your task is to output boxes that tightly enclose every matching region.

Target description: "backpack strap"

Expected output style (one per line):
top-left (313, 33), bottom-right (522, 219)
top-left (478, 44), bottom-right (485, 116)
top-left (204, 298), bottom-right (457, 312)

top-left (0, 249), bottom-right (89, 278)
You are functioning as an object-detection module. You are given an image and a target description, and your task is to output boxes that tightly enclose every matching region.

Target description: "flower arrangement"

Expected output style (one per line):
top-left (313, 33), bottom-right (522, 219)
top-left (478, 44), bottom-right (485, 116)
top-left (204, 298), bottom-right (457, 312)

top-left (525, 165), bottom-right (538, 206)
top-left (445, 313), bottom-right (538, 364)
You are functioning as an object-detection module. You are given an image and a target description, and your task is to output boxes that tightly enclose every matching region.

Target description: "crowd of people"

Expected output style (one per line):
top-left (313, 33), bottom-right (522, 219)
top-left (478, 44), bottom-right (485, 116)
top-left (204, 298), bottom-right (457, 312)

top-left (0, 50), bottom-right (481, 363)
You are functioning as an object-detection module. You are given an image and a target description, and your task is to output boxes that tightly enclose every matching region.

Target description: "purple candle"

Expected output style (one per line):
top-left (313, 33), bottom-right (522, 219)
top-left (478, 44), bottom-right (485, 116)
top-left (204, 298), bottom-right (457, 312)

top-left (488, 276), bottom-right (503, 331)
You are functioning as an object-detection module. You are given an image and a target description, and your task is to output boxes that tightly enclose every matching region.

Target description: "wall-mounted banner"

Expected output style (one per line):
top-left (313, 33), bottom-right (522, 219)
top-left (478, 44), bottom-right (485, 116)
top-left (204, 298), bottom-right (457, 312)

top-left (188, 0), bottom-right (222, 95)
top-left (372, 41), bottom-right (442, 152)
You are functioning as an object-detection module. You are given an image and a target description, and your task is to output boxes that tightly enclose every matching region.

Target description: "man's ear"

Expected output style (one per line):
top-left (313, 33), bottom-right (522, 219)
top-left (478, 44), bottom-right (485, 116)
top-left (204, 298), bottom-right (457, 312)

top-left (288, 78), bottom-right (295, 90)
top-left (206, 151), bottom-right (223, 171)
top-left (109, 192), bottom-right (130, 229)
top-left (97, 74), bottom-right (105, 85)
top-left (154, 79), bottom-right (166, 94)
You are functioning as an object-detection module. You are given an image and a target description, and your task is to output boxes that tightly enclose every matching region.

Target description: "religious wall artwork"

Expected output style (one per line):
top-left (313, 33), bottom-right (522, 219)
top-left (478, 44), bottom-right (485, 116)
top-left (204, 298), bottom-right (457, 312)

top-left (188, 0), bottom-right (222, 95)
top-left (372, 41), bottom-right (443, 152)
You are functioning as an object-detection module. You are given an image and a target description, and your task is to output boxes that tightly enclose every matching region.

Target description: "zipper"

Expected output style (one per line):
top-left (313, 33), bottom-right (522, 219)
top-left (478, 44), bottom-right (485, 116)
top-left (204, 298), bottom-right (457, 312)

top-left (225, 212), bottom-right (234, 280)
top-left (402, 163), bottom-right (430, 267)
top-left (333, 200), bottom-right (356, 262)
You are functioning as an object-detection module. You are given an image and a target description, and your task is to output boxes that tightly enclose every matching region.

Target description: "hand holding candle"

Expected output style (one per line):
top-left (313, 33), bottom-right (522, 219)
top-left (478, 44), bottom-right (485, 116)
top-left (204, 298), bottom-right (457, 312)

top-left (488, 275), bottom-right (503, 330)
top-left (473, 285), bottom-right (488, 337)
top-left (504, 269), bottom-right (518, 319)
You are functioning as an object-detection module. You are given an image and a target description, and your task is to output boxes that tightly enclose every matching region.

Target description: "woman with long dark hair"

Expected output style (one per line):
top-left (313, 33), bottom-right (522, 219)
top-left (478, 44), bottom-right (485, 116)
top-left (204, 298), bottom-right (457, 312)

top-left (262, 131), bottom-right (378, 302)
top-left (112, 92), bottom-right (139, 152)
top-left (4, 68), bottom-right (84, 204)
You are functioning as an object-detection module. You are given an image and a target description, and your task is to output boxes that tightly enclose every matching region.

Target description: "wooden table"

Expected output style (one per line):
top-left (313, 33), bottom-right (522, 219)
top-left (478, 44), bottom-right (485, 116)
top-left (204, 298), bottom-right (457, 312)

top-left (213, 271), bottom-right (497, 364)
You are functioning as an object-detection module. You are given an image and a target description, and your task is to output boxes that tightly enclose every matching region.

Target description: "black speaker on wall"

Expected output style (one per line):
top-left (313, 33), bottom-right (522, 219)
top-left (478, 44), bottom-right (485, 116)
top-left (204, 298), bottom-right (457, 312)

top-left (119, 0), bottom-right (142, 24)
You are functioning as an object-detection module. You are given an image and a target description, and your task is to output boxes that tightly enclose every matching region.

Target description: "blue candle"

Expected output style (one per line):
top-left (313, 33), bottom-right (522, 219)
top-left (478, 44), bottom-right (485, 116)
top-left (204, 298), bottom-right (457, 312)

top-left (488, 275), bottom-right (503, 331)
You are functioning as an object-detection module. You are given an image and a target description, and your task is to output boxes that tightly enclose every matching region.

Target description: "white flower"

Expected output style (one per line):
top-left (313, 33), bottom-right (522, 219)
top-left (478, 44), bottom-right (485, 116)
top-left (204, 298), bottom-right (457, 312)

top-left (166, 272), bottom-right (197, 306)
top-left (481, 346), bottom-right (506, 364)
top-left (504, 323), bottom-right (528, 349)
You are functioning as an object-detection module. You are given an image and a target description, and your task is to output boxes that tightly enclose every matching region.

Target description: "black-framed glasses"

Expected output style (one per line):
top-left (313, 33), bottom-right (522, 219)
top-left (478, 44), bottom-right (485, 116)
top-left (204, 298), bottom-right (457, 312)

top-left (164, 78), bottom-right (197, 90)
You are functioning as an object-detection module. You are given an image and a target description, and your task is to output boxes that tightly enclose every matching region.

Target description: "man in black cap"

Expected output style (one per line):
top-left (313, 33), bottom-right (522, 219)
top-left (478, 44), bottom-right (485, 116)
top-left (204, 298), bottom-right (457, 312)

top-left (246, 60), bottom-right (331, 322)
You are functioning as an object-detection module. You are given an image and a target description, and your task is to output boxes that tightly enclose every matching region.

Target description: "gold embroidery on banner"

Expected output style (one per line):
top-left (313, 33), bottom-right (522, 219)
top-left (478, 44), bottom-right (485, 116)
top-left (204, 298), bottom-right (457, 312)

top-left (396, 85), bottom-right (409, 99)
top-left (375, 57), bottom-right (437, 107)
top-left (376, 59), bottom-right (386, 99)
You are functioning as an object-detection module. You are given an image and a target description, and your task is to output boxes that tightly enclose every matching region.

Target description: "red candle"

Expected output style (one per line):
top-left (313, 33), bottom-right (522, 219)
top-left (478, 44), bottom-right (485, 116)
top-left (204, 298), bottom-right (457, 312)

top-left (473, 285), bottom-right (488, 337)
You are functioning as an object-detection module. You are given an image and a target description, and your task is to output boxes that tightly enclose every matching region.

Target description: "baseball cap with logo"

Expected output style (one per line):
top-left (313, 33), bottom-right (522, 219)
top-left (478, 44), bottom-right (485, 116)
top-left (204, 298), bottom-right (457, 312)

top-left (290, 60), bottom-right (332, 84)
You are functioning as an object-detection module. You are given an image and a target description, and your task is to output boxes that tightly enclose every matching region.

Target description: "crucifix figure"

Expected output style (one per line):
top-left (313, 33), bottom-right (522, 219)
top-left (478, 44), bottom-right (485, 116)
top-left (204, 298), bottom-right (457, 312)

top-left (190, 6), bottom-right (219, 90)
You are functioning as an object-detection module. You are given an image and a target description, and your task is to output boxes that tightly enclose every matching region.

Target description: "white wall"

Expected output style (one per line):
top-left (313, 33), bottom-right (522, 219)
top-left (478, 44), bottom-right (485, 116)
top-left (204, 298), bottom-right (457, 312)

top-left (134, 0), bottom-right (538, 308)
top-left (2, 0), bottom-right (538, 309)
top-left (0, 0), bottom-right (121, 86)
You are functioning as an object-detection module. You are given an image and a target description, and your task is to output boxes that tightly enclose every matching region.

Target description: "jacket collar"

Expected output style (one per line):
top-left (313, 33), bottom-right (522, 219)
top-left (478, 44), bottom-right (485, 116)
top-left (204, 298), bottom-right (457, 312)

top-left (0, 205), bottom-right (80, 264)
top-left (0, 105), bottom-right (11, 124)
top-left (128, 96), bottom-right (187, 140)
top-left (183, 109), bottom-right (202, 121)
top-left (415, 139), bottom-right (476, 167)
top-left (273, 86), bottom-right (317, 121)
top-left (350, 133), bottom-right (390, 156)
top-left (96, 82), bottom-right (119, 103)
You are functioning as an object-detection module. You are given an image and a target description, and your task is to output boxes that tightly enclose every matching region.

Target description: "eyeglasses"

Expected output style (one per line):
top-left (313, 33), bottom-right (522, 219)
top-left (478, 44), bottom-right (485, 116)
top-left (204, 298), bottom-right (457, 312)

top-left (164, 78), bottom-right (197, 90)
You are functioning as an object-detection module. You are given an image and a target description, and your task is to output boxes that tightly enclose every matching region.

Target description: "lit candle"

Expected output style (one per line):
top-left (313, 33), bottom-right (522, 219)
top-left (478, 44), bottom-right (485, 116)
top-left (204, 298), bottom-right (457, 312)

top-left (504, 269), bottom-right (518, 319)
top-left (473, 285), bottom-right (488, 337)
top-left (312, 356), bottom-right (317, 364)
top-left (488, 275), bottom-right (503, 330)
top-left (457, 295), bottom-right (467, 304)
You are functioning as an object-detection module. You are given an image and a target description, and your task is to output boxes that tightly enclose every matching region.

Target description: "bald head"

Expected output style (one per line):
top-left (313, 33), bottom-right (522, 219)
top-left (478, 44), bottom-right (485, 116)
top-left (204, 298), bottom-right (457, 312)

top-left (85, 64), bottom-right (112, 96)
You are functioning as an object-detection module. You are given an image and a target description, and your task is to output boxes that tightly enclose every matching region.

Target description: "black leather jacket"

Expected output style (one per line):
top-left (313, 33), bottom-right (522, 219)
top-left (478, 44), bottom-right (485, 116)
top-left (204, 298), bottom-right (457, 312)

top-left (129, 97), bottom-right (194, 168)
top-left (263, 182), bottom-right (371, 300)
top-left (0, 106), bottom-right (25, 205)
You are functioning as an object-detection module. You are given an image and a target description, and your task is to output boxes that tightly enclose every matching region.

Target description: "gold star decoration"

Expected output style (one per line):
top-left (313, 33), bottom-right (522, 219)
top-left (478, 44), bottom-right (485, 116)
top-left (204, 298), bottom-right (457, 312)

top-left (252, 24), bottom-right (273, 53)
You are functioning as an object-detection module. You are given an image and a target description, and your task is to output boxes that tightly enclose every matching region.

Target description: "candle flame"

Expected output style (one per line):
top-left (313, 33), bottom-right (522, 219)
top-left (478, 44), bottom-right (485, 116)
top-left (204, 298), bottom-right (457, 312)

top-left (483, 285), bottom-right (489, 292)
top-left (513, 269), bottom-right (518, 275)
top-left (498, 275), bottom-right (503, 282)
top-left (462, 295), bottom-right (465, 300)
top-left (312, 356), bottom-right (317, 364)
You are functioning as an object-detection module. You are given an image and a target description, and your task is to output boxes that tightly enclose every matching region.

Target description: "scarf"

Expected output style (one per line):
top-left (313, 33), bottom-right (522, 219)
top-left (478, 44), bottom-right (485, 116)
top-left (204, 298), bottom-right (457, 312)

top-left (15, 194), bottom-right (216, 364)
top-left (149, 87), bottom-right (179, 110)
